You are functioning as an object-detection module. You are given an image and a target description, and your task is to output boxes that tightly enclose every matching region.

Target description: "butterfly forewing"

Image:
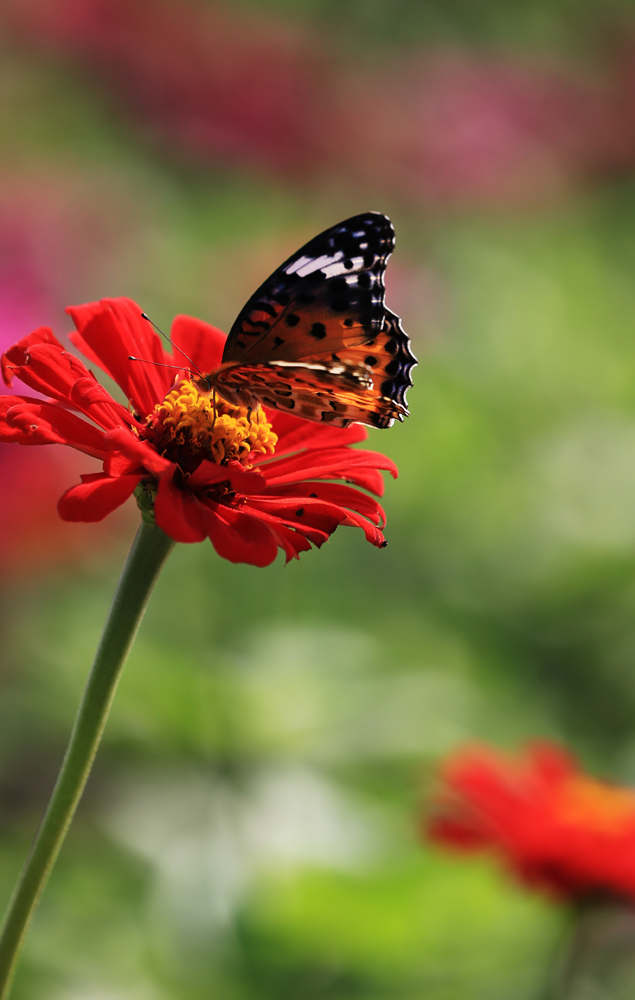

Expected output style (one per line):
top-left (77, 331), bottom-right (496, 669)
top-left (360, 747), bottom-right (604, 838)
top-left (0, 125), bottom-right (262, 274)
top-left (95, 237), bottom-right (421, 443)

top-left (210, 212), bottom-right (416, 428)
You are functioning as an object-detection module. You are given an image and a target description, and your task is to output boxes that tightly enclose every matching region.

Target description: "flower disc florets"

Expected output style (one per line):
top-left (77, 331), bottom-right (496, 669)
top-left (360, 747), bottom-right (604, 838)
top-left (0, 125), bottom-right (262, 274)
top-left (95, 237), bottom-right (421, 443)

top-left (141, 380), bottom-right (278, 471)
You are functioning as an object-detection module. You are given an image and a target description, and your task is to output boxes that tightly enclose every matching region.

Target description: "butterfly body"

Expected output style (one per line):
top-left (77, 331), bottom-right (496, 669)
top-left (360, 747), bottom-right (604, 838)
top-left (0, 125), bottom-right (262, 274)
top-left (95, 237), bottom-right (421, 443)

top-left (196, 212), bottom-right (416, 429)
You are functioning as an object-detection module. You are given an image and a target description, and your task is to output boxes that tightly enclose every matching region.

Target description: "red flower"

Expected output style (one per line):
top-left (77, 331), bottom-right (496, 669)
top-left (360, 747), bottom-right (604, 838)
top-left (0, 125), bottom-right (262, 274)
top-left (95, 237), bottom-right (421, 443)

top-left (425, 742), bottom-right (635, 902)
top-left (0, 297), bottom-right (397, 567)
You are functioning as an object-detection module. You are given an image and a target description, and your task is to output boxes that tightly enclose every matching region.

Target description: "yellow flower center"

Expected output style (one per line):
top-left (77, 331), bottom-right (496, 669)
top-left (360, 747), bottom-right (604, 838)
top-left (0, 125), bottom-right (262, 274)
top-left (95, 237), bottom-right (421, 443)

top-left (142, 380), bottom-right (278, 470)
top-left (555, 776), bottom-right (635, 835)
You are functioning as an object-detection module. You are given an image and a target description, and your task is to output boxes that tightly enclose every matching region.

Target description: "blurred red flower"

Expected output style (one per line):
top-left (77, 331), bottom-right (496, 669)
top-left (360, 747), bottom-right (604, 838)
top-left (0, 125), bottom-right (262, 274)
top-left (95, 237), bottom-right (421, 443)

top-left (1, 298), bottom-right (397, 567)
top-left (425, 743), bottom-right (635, 902)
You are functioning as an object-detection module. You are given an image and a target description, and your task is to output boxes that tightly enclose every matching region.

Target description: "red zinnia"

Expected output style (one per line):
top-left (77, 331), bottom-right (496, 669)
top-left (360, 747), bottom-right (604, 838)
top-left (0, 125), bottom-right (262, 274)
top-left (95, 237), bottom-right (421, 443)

top-left (0, 297), bottom-right (398, 566)
top-left (425, 742), bottom-right (635, 902)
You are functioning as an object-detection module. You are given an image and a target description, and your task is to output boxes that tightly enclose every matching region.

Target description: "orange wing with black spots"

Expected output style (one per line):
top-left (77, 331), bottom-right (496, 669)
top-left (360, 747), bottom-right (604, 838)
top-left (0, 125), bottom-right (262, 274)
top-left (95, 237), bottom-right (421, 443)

top-left (201, 213), bottom-right (417, 429)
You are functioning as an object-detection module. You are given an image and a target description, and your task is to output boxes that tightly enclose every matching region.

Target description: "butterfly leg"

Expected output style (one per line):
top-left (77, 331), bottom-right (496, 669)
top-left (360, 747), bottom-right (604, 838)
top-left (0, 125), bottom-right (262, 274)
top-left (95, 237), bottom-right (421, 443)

top-left (211, 389), bottom-right (218, 430)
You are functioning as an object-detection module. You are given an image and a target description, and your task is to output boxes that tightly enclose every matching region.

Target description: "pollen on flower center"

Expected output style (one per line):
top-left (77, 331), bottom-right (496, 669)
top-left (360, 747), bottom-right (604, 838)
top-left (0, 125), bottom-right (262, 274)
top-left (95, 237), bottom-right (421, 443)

top-left (141, 380), bottom-right (277, 469)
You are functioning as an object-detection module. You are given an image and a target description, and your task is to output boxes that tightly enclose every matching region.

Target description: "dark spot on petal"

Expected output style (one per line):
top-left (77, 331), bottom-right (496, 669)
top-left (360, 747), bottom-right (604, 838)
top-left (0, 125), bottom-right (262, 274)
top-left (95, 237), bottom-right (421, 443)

top-left (309, 492), bottom-right (318, 498)
top-left (295, 508), bottom-right (304, 517)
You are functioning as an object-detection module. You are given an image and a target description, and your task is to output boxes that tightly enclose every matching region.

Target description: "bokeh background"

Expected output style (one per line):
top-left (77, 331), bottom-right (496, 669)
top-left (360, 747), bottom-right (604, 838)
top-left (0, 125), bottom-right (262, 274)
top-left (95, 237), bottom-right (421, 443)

top-left (2, 1), bottom-right (635, 997)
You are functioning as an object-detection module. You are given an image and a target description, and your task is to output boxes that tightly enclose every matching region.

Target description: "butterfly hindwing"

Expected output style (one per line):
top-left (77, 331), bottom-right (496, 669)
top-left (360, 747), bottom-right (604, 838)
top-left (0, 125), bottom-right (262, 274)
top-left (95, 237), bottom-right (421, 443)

top-left (210, 212), bottom-right (416, 428)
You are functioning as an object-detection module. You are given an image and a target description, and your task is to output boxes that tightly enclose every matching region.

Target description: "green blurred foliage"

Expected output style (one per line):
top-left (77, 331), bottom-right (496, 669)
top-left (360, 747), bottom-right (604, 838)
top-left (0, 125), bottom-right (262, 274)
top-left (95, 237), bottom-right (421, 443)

top-left (2, 0), bottom-right (635, 997)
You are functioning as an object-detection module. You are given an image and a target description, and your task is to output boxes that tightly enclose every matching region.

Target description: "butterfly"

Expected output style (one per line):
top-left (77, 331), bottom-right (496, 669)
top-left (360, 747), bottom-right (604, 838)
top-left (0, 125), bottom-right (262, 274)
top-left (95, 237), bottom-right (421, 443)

top-left (195, 212), bottom-right (417, 429)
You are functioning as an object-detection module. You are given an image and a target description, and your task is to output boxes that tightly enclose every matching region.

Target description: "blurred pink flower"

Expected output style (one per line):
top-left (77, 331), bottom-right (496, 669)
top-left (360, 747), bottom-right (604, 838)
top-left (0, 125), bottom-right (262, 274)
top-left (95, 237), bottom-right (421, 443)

top-left (2, 0), bottom-right (326, 173)
top-left (4, 0), bottom-right (635, 205)
top-left (377, 55), bottom-right (623, 205)
top-left (0, 186), bottom-right (133, 573)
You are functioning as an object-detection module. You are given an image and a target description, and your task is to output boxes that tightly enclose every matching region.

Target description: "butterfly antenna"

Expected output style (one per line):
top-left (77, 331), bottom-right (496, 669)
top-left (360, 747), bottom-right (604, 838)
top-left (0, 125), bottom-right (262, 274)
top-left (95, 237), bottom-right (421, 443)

top-left (140, 311), bottom-right (203, 378)
top-left (128, 356), bottom-right (198, 378)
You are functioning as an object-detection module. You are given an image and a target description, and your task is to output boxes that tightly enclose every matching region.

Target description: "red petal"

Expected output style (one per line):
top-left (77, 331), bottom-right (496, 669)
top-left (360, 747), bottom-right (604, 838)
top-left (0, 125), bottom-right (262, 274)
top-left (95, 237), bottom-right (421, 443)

top-left (69, 376), bottom-right (131, 430)
top-left (3, 399), bottom-right (107, 457)
top-left (336, 508), bottom-right (387, 547)
top-left (243, 494), bottom-right (352, 544)
top-left (3, 332), bottom-right (130, 431)
top-left (253, 521), bottom-right (313, 562)
top-left (154, 473), bottom-right (207, 543)
top-left (2, 339), bottom-right (93, 406)
top-left (0, 395), bottom-right (38, 443)
top-left (170, 315), bottom-right (226, 375)
top-left (58, 472), bottom-right (140, 521)
top-left (529, 743), bottom-right (576, 783)
top-left (269, 412), bottom-right (368, 455)
top-left (265, 482), bottom-right (386, 525)
top-left (245, 494), bottom-right (343, 528)
top-left (187, 458), bottom-right (266, 493)
top-left (200, 502), bottom-right (280, 566)
top-left (240, 501), bottom-right (332, 549)
top-left (1, 327), bottom-right (62, 387)
top-left (270, 523), bottom-right (314, 561)
top-left (103, 427), bottom-right (173, 477)
top-left (260, 447), bottom-right (398, 493)
top-left (67, 298), bottom-right (173, 416)
top-left (336, 468), bottom-right (387, 494)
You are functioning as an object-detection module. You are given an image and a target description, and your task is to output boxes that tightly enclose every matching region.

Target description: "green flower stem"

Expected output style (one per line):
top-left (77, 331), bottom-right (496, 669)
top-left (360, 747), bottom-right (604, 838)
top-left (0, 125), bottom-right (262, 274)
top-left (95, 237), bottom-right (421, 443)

top-left (0, 519), bottom-right (175, 1000)
top-left (537, 901), bottom-right (635, 999)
